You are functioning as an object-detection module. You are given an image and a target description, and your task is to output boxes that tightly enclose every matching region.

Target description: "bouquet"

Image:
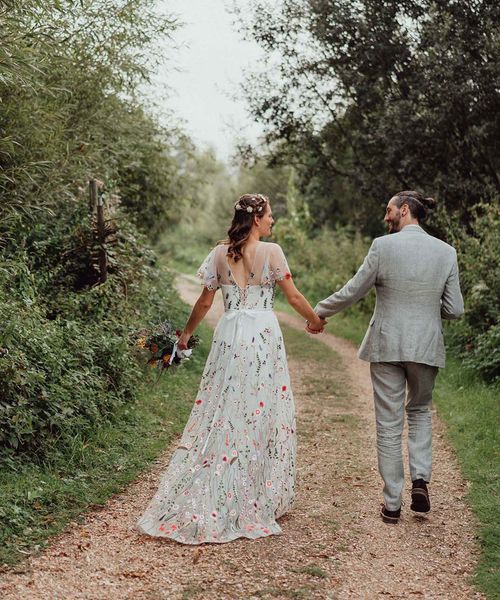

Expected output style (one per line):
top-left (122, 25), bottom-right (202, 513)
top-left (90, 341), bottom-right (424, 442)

top-left (134, 321), bottom-right (200, 379)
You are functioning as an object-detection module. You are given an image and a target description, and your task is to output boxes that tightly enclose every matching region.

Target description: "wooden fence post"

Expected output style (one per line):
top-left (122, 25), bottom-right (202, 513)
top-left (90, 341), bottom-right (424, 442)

top-left (89, 178), bottom-right (98, 212)
top-left (89, 178), bottom-right (107, 284)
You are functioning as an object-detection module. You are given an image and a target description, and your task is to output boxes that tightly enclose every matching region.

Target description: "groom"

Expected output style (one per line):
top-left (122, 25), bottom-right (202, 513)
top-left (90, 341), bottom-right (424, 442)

top-left (309, 191), bottom-right (464, 523)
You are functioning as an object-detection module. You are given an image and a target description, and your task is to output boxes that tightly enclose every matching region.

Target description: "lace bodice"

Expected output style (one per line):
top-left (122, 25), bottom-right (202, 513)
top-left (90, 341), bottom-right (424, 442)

top-left (219, 284), bottom-right (274, 311)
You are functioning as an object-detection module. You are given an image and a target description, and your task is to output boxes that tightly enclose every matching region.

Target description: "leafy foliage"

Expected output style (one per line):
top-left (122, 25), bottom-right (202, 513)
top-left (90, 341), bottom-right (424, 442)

top-left (0, 1), bottom-right (202, 459)
top-left (237, 0), bottom-right (500, 234)
top-left (271, 173), bottom-right (375, 318)
top-left (441, 203), bottom-right (500, 381)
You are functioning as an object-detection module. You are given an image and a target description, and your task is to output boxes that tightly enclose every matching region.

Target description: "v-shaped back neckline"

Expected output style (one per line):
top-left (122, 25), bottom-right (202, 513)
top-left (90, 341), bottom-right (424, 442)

top-left (226, 242), bottom-right (263, 289)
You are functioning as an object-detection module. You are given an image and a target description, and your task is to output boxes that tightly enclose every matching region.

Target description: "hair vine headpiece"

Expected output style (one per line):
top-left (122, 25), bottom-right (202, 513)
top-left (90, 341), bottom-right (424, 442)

top-left (235, 204), bottom-right (263, 213)
top-left (234, 194), bottom-right (267, 214)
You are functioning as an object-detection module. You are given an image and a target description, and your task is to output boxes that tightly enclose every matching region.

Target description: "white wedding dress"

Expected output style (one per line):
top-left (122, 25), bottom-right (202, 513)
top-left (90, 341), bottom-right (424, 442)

top-left (137, 242), bottom-right (296, 544)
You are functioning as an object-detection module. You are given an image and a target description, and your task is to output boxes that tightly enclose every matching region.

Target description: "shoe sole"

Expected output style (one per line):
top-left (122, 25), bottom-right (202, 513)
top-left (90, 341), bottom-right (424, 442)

top-left (380, 508), bottom-right (400, 524)
top-left (411, 488), bottom-right (430, 513)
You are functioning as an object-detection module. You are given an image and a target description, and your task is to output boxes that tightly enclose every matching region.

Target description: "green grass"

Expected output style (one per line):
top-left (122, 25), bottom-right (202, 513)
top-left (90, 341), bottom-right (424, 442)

top-left (157, 228), bottom-right (209, 276)
top-left (433, 358), bottom-right (499, 596)
top-left (291, 564), bottom-right (329, 579)
top-left (0, 322), bottom-right (212, 567)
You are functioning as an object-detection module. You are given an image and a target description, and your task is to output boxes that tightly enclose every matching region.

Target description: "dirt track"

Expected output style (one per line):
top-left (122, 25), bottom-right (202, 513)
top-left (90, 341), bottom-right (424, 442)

top-left (0, 275), bottom-right (482, 599)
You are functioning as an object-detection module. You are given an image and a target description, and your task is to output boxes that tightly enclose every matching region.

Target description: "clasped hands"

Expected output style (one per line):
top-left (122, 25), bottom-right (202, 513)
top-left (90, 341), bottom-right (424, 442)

top-left (305, 316), bottom-right (327, 335)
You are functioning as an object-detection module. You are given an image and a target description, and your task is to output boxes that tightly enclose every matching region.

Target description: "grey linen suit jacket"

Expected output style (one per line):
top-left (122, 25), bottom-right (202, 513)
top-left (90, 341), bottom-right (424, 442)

top-left (314, 225), bottom-right (464, 368)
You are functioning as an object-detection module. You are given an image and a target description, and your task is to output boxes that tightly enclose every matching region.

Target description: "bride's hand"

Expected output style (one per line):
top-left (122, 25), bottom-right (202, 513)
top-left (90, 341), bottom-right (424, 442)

top-left (177, 331), bottom-right (191, 351)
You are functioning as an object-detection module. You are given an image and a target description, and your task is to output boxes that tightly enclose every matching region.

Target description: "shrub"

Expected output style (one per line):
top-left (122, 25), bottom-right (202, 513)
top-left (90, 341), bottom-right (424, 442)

top-left (442, 203), bottom-right (500, 382)
top-left (0, 237), bottom-right (189, 460)
top-left (0, 1), bottom-right (199, 462)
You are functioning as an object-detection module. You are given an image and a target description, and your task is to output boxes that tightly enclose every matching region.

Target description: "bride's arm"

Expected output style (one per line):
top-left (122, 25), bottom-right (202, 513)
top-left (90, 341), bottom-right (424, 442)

top-left (178, 287), bottom-right (217, 349)
top-left (277, 278), bottom-right (325, 330)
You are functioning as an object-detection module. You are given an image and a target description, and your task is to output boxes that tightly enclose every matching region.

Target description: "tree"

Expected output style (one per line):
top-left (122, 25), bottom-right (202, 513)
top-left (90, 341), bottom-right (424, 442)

top-left (0, 0), bottom-right (182, 244)
top-left (237, 0), bottom-right (500, 235)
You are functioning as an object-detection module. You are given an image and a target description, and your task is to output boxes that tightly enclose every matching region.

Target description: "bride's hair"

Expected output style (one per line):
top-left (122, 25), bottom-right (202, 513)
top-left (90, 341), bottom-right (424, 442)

top-left (393, 190), bottom-right (436, 222)
top-left (224, 194), bottom-right (269, 262)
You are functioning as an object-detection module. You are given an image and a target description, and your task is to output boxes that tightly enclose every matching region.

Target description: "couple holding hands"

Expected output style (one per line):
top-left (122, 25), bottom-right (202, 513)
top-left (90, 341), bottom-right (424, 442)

top-left (137, 190), bottom-right (463, 544)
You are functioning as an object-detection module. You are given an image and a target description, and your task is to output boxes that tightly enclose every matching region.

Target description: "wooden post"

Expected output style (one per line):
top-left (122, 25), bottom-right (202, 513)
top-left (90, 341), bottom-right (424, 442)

top-left (89, 178), bottom-right (98, 211)
top-left (89, 178), bottom-right (107, 284)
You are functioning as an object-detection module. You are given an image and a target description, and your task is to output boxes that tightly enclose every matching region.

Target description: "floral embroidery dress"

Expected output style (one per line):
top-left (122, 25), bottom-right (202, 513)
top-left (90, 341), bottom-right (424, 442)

top-left (137, 242), bottom-right (296, 544)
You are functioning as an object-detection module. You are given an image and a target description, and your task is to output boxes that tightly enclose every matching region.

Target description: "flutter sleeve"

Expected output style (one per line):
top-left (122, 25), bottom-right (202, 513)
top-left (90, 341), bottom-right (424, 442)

top-left (196, 247), bottom-right (220, 290)
top-left (268, 243), bottom-right (292, 283)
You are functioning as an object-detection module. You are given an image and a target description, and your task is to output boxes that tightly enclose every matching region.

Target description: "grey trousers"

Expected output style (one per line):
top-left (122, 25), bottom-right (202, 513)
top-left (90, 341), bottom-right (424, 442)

top-left (370, 361), bottom-right (439, 511)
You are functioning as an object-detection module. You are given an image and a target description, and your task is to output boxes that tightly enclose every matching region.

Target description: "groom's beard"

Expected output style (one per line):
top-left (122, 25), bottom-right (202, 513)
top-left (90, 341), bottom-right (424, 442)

top-left (387, 218), bottom-right (401, 234)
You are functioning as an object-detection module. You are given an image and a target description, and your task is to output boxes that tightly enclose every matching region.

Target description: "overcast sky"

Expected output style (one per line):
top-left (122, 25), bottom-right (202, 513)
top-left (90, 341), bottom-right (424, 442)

top-left (150, 0), bottom-right (265, 162)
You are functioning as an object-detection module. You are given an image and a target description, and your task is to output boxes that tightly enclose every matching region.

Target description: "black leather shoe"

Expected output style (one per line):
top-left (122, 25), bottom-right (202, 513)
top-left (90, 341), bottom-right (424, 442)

top-left (411, 479), bottom-right (430, 513)
top-left (380, 505), bottom-right (401, 524)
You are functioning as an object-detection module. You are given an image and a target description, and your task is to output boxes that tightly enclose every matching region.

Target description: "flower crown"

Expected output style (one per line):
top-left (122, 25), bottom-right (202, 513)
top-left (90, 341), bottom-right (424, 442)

top-left (234, 194), bottom-right (267, 214)
top-left (235, 203), bottom-right (263, 213)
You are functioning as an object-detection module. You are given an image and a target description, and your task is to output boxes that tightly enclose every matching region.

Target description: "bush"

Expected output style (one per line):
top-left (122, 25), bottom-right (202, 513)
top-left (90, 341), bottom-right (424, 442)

top-left (0, 1), bottom-right (200, 462)
top-left (442, 203), bottom-right (500, 382)
top-left (0, 240), bottom-right (188, 460)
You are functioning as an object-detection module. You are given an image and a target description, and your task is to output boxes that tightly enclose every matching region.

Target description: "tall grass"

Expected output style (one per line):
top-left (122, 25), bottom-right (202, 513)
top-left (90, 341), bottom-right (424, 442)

top-left (433, 360), bottom-right (499, 596)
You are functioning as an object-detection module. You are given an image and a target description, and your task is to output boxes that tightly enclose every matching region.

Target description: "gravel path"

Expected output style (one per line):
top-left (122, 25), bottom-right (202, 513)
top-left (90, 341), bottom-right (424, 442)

top-left (0, 276), bottom-right (483, 599)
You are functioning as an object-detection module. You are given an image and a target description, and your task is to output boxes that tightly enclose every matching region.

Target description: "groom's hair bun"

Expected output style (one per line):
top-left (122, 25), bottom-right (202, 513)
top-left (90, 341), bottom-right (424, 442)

top-left (393, 191), bottom-right (436, 222)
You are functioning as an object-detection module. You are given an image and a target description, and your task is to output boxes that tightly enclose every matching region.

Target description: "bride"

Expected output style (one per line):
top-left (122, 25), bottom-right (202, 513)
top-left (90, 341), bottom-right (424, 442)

top-left (137, 193), bottom-right (325, 544)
